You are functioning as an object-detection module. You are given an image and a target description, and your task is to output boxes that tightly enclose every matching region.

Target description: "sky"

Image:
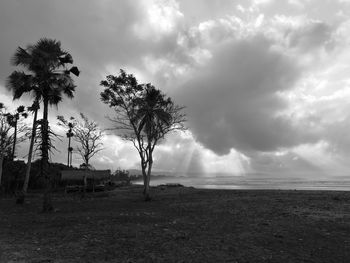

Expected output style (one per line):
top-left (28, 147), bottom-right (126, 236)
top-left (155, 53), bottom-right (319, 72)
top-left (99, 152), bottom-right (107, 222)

top-left (1, 0), bottom-right (350, 178)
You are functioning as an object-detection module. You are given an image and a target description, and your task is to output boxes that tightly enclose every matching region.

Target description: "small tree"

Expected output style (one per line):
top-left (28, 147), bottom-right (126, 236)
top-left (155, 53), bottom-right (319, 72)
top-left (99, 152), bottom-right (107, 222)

top-left (6, 105), bottom-right (28, 161)
top-left (100, 69), bottom-right (186, 200)
top-left (0, 103), bottom-right (13, 189)
top-left (57, 116), bottom-right (75, 167)
top-left (74, 113), bottom-right (103, 167)
top-left (59, 114), bottom-right (103, 193)
top-left (58, 113), bottom-right (103, 168)
top-left (0, 103), bottom-right (28, 191)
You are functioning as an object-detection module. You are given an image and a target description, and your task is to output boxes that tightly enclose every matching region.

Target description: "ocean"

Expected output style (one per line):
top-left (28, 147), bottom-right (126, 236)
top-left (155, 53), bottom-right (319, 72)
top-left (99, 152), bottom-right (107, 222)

top-left (135, 175), bottom-right (350, 191)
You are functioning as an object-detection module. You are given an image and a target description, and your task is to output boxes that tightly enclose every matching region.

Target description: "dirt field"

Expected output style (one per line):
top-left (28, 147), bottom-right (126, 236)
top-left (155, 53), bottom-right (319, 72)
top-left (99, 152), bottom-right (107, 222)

top-left (0, 186), bottom-right (349, 262)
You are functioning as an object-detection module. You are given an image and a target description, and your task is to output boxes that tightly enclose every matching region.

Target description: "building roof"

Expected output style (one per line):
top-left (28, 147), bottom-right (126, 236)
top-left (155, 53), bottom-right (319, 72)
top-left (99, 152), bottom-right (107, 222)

top-left (61, 169), bottom-right (111, 180)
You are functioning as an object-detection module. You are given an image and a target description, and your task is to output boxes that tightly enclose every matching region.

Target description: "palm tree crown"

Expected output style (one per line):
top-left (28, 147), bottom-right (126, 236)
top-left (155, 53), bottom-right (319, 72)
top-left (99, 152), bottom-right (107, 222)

top-left (7, 38), bottom-right (79, 106)
top-left (135, 85), bottom-right (172, 139)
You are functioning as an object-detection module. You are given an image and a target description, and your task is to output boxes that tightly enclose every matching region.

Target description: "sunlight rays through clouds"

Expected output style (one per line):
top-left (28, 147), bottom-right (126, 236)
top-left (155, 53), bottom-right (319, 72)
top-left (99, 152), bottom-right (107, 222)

top-left (1, 0), bottom-right (350, 177)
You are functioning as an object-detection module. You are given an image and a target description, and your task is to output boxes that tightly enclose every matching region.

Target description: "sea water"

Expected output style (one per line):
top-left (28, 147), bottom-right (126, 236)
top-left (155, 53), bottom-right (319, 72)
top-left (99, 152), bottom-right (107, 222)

top-left (136, 175), bottom-right (350, 191)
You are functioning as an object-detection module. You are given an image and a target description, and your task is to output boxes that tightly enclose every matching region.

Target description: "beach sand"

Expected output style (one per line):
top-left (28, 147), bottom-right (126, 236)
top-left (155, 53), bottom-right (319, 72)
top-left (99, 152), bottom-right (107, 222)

top-left (0, 186), bottom-right (349, 262)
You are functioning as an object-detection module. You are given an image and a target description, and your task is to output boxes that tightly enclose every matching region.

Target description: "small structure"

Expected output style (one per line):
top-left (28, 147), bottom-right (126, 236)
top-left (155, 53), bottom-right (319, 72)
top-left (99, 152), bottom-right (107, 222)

top-left (61, 169), bottom-right (110, 192)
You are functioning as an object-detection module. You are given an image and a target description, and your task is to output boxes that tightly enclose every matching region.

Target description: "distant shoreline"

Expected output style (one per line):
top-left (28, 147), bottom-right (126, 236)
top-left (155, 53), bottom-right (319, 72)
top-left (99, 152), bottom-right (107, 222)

top-left (133, 176), bottom-right (350, 191)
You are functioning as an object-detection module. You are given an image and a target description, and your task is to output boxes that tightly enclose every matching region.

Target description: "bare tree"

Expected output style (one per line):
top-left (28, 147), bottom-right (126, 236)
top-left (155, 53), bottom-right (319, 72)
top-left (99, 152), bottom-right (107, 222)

top-left (100, 70), bottom-right (186, 200)
top-left (74, 113), bottom-right (103, 170)
top-left (64, 113), bottom-right (103, 193)
top-left (61, 113), bottom-right (104, 167)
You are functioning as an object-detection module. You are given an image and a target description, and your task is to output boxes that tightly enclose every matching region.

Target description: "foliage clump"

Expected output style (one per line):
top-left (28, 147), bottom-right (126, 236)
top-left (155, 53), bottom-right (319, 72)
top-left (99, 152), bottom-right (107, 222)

top-left (100, 69), bottom-right (186, 200)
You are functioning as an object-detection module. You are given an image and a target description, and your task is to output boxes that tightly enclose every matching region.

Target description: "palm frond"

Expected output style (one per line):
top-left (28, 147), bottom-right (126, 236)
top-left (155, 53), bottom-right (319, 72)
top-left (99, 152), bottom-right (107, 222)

top-left (30, 38), bottom-right (67, 72)
top-left (10, 47), bottom-right (32, 67)
top-left (6, 71), bottom-right (35, 100)
top-left (59, 54), bottom-right (73, 65)
top-left (47, 88), bottom-right (63, 106)
top-left (69, 66), bottom-right (80, 76)
top-left (62, 84), bottom-right (75, 99)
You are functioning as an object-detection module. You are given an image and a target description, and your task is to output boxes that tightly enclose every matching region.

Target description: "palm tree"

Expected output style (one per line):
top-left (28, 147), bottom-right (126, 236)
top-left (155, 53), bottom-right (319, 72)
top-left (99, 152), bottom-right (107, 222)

top-left (7, 38), bottom-right (79, 211)
top-left (136, 86), bottom-right (172, 135)
top-left (57, 116), bottom-right (75, 167)
top-left (134, 86), bottom-right (172, 200)
top-left (15, 100), bottom-right (40, 204)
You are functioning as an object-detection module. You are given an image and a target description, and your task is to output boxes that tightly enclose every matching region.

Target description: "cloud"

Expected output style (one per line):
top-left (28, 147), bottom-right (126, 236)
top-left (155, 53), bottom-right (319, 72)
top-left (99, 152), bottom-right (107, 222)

top-left (284, 19), bottom-right (332, 52)
top-left (2, 0), bottom-right (350, 176)
top-left (266, 15), bottom-right (334, 54)
top-left (0, 0), bottom-right (185, 117)
top-left (288, 0), bottom-right (305, 9)
top-left (174, 33), bottom-right (307, 155)
top-left (248, 150), bottom-right (326, 177)
top-left (133, 0), bottom-right (185, 40)
top-left (253, 0), bottom-right (274, 6)
top-left (151, 132), bottom-right (250, 175)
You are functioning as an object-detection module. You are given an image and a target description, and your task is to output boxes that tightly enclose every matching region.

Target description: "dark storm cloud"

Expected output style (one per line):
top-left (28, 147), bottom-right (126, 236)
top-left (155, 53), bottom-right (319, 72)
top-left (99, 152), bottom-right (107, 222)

top-left (0, 0), bottom-right (186, 168)
top-left (1, 0), bottom-right (350, 174)
top-left (0, 1), bottom-right (136, 111)
top-left (0, 0), bottom-right (153, 76)
top-left (175, 35), bottom-right (312, 155)
top-left (0, 0), bottom-right (183, 126)
top-left (287, 21), bottom-right (332, 51)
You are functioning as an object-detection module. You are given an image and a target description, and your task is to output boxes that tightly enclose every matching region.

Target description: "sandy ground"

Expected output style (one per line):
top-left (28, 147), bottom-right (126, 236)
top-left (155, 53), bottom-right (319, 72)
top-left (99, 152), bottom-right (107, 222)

top-left (0, 185), bottom-right (349, 262)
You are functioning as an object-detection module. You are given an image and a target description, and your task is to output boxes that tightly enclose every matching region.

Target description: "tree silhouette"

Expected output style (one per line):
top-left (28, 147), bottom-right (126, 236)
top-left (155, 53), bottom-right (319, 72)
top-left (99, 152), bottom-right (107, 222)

top-left (58, 114), bottom-right (103, 193)
top-left (0, 103), bottom-right (13, 190)
top-left (16, 101), bottom-right (40, 204)
top-left (73, 113), bottom-right (104, 168)
top-left (0, 103), bottom-right (28, 192)
top-left (100, 70), bottom-right (186, 200)
top-left (7, 38), bottom-right (79, 212)
top-left (58, 114), bottom-right (104, 168)
top-left (5, 105), bottom-right (28, 161)
top-left (57, 115), bottom-right (75, 167)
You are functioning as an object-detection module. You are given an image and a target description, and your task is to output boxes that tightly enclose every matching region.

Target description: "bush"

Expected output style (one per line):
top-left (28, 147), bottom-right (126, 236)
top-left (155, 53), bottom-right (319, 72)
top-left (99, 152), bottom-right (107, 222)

top-left (1, 159), bottom-right (26, 194)
top-left (1, 159), bottom-right (73, 194)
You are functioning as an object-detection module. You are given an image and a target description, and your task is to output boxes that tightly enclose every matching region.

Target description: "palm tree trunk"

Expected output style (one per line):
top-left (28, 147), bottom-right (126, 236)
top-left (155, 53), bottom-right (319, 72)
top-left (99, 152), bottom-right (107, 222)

top-left (67, 136), bottom-right (71, 166)
top-left (69, 147), bottom-right (73, 167)
top-left (143, 156), bottom-right (152, 201)
top-left (85, 160), bottom-right (95, 193)
top-left (17, 108), bottom-right (38, 204)
top-left (142, 166), bottom-right (148, 198)
top-left (11, 119), bottom-right (17, 161)
top-left (69, 148), bottom-right (72, 167)
top-left (42, 97), bottom-right (53, 212)
top-left (0, 155), bottom-right (4, 190)
top-left (82, 168), bottom-right (87, 198)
